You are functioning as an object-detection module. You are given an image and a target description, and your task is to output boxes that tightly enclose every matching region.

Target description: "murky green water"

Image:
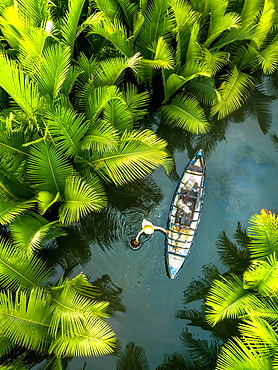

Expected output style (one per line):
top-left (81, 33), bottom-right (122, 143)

top-left (55, 79), bottom-right (278, 369)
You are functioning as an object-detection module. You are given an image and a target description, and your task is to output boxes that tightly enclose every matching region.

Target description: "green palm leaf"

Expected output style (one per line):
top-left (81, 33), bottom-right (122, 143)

top-left (206, 274), bottom-right (253, 326)
top-left (49, 316), bottom-right (116, 357)
top-left (142, 37), bottom-right (175, 70)
top-left (59, 175), bottom-right (107, 225)
top-left (59, 0), bottom-right (86, 51)
top-left (81, 120), bottom-right (120, 152)
top-left (88, 129), bottom-right (171, 185)
top-left (0, 163), bottom-right (34, 200)
top-left (10, 212), bottom-right (66, 256)
top-left (88, 16), bottom-right (134, 57)
top-left (137, 0), bottom-right (175, 57)
top-left (247, 209), bottom-right (278, 258)
top-left (202, 48), bottom-right (229, 75)
top-left (46, 106), bottom-right (89, 157)
top-left (257, 41), bottom-right (278, 74)
top-left (161, 94), bottom-right (210, 134)
top-left (216, 337), bottom-right (273, 370)
top-left (238, 315), bottom-right (278, 354)
top-left (0, 237), bottom-right (51, 290)
top-left (122, 85), bottom-right (150, 123)
top-left (0, 199), bottom-right (35, 225)
top-left (33, 44), bottom-right (71, 100)
top-left (93, 54), bottom-right (142, 86)
top-left (0, 52), bottom-right (41, 117)
top-left (17, 0), bottom-right (50, 28)
top-left (243, 253), bottom-right (278, 295)
top-left (27, 141), bottom-right (73, 194)
top-left (211, 67), bottom-right (255, 119)
top-left (186, 77), bottom-right (218, 105)
top-left (50, 281), bottom-right (109, 336)
top-left (251, 0), bottom-right (276, 49)
top-left (104, 100), bottom-right (133, 131)
top-left (0, 289), bottom-right (50, 352)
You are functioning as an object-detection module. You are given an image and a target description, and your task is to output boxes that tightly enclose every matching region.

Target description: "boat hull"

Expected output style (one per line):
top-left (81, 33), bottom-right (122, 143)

top-left (166, 149), bottom-right (206, 279)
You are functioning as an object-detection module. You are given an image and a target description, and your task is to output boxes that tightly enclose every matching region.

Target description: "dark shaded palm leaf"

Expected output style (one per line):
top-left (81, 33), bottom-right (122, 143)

top-left (116, 341), bottom-right (150, 370)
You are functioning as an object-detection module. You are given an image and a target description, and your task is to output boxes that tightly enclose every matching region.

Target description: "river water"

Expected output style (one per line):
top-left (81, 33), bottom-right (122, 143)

top-left (61, 79), bottom-right (278, 369)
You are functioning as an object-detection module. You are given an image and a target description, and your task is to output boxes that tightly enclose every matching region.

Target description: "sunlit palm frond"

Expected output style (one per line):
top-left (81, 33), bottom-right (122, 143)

top-left (137, 0), bottom-right (175, 57)
top-left (205, 11), bottom-right (241, 48)
top-left (0, 53), bottom-right (41, 118)
top-left (33, 44), bottom-right (71, 100)
top-left (17, 0), bottom-right (50, 28)
top-left (211, 67), bottom-right (255, 119)
top-left (202, 48), bottom-right (229, 74)
top-left (238, 315), bottom-right (278, 355)
top-left (27, 141), bottom-right (73, 194)
top-left (186, 77), bottom-right (218, 105)
top-left (88, 15), bottom-right (134, 57)
top-left (93, 53), bottom-right (142, 87)
top-left (37, 191), bottom-right (60, 215)
top-left (240, 0), bottom-right (264, 23)
top-left (0, 289), bottom-right (50, 352)
top-left (0, 5), bottom-right (26, 49)
top-left (116, 0), bottom-right (138, 29)
top-left (59, 0), bottom-right (86, 51)
top-left (78, 84), bottom-right (122, 120)
top-left (251, 0), bottom-right (276, 50)
top-left (49, 316), bottom-right (116, 357)
top-left (0, 237), bottom-right (51, 290)
top-left (81, 119), bottom-right (120, 152)
top-left (116, 341), bottom-right (150, 370)
top-left (161, 94), bottom-right (210, 134)
top-left (0, 199), bottom-right (35, 225)
top-left (91, 0), bottom-right (118, 19)
top-left (243, 253), bottom-right (278, 295)
top-left (104, 99), bottom-right (133, 131)
top-left (10, 212), bottom-right (66, 256)
top-left (257, 41), bottom-right (278, 74)
top-left (122, 84), bottom-right (150, 123)
top-left (59, 175), bottom-right (107, 225)
top-left (216, 337), bottom-right (273, 370)
top-left (212, 23), bottom-right (256, 50)
top-left (88, 129), bottom-right (171, 185)
top-left (46, 106), bottom-right (89, 157)
top-left (206, 274), bottom-right (253, 326)
top-left (49, 282), bottom-right (109, 336)
top-left (247, 209), bottom-right (278, 258)
top-left (142, 37), bottom-right (175, 70)
top-left (18, 28), bottom-right (48, 72)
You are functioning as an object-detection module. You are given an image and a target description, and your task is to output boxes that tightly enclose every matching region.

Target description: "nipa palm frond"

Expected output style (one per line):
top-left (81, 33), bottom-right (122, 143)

top-left (206, 274), bottom-right (252, 327)
top-left (0, 288), bottom-right (51, 352)
top-left (0, 52), bottom-right (41, 118)
top-left (49, 316), bottom-right (116, 357)
top-left (116, 342), bottom-right (150, 370)
top-left (122, 84), bottom-right (150, 123)
top-left (161, 93), bottom-right (210, 134)
top-left (89, 129), bottom-right (171, 185)
top-left (142, 37), bottom-right (175, 70)
top-left (33, 44), bottom-right (71, 100)
top-left (216, 336), bottom-right (273, 370)
top-left (257, 40), bottom-right (278, 74)
top-left (17, 0), bottom-right (51, 28)
top-left (0, 237), bottom-right (51, 290)
top-left (0, 199), bottom-right (35, 225)
top-left (59, 175), bottom-right (107, 225)
top-left (59, 0), bottom-right (86, 51)
top-left (247, 209), bottom-right (278, 258)
top-left (104, 100), bottom-right (133, 131)
top-left (211, 67), bottom-right (255, 119)
top-left (186, 77), bottom-right (218, 106)
top-left (10, 212), bottom-right (66, 256)
top-left (46, 106), bottom-right (89, 157)
top-left (81, 119), bottom-right (120, 152)
top-left (27, 141), bottom-right (73, 195)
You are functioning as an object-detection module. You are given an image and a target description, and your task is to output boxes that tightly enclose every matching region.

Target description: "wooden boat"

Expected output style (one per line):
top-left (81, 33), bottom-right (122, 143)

top-left (166, 149), bottom-right (206, 279)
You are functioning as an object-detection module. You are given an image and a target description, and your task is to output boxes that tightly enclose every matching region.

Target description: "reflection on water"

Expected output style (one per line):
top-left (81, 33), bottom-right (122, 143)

top-left (63, 77), bottom-right (278, 369)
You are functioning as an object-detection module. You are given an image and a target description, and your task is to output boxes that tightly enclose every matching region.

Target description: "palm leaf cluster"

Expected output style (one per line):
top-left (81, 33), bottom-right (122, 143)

top-left (0, 237), bottom-right (116, 369)
top-left (85, 0), bottom-right (278, 130)
top-left (0, 0), bottom-right (172, 227)
top-left (205, 209), bottom-right (278, 369)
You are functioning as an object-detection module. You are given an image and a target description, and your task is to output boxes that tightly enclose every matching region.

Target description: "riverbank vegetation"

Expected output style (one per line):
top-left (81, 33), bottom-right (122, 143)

top-left (0, 0), bottom-right (277, 368)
